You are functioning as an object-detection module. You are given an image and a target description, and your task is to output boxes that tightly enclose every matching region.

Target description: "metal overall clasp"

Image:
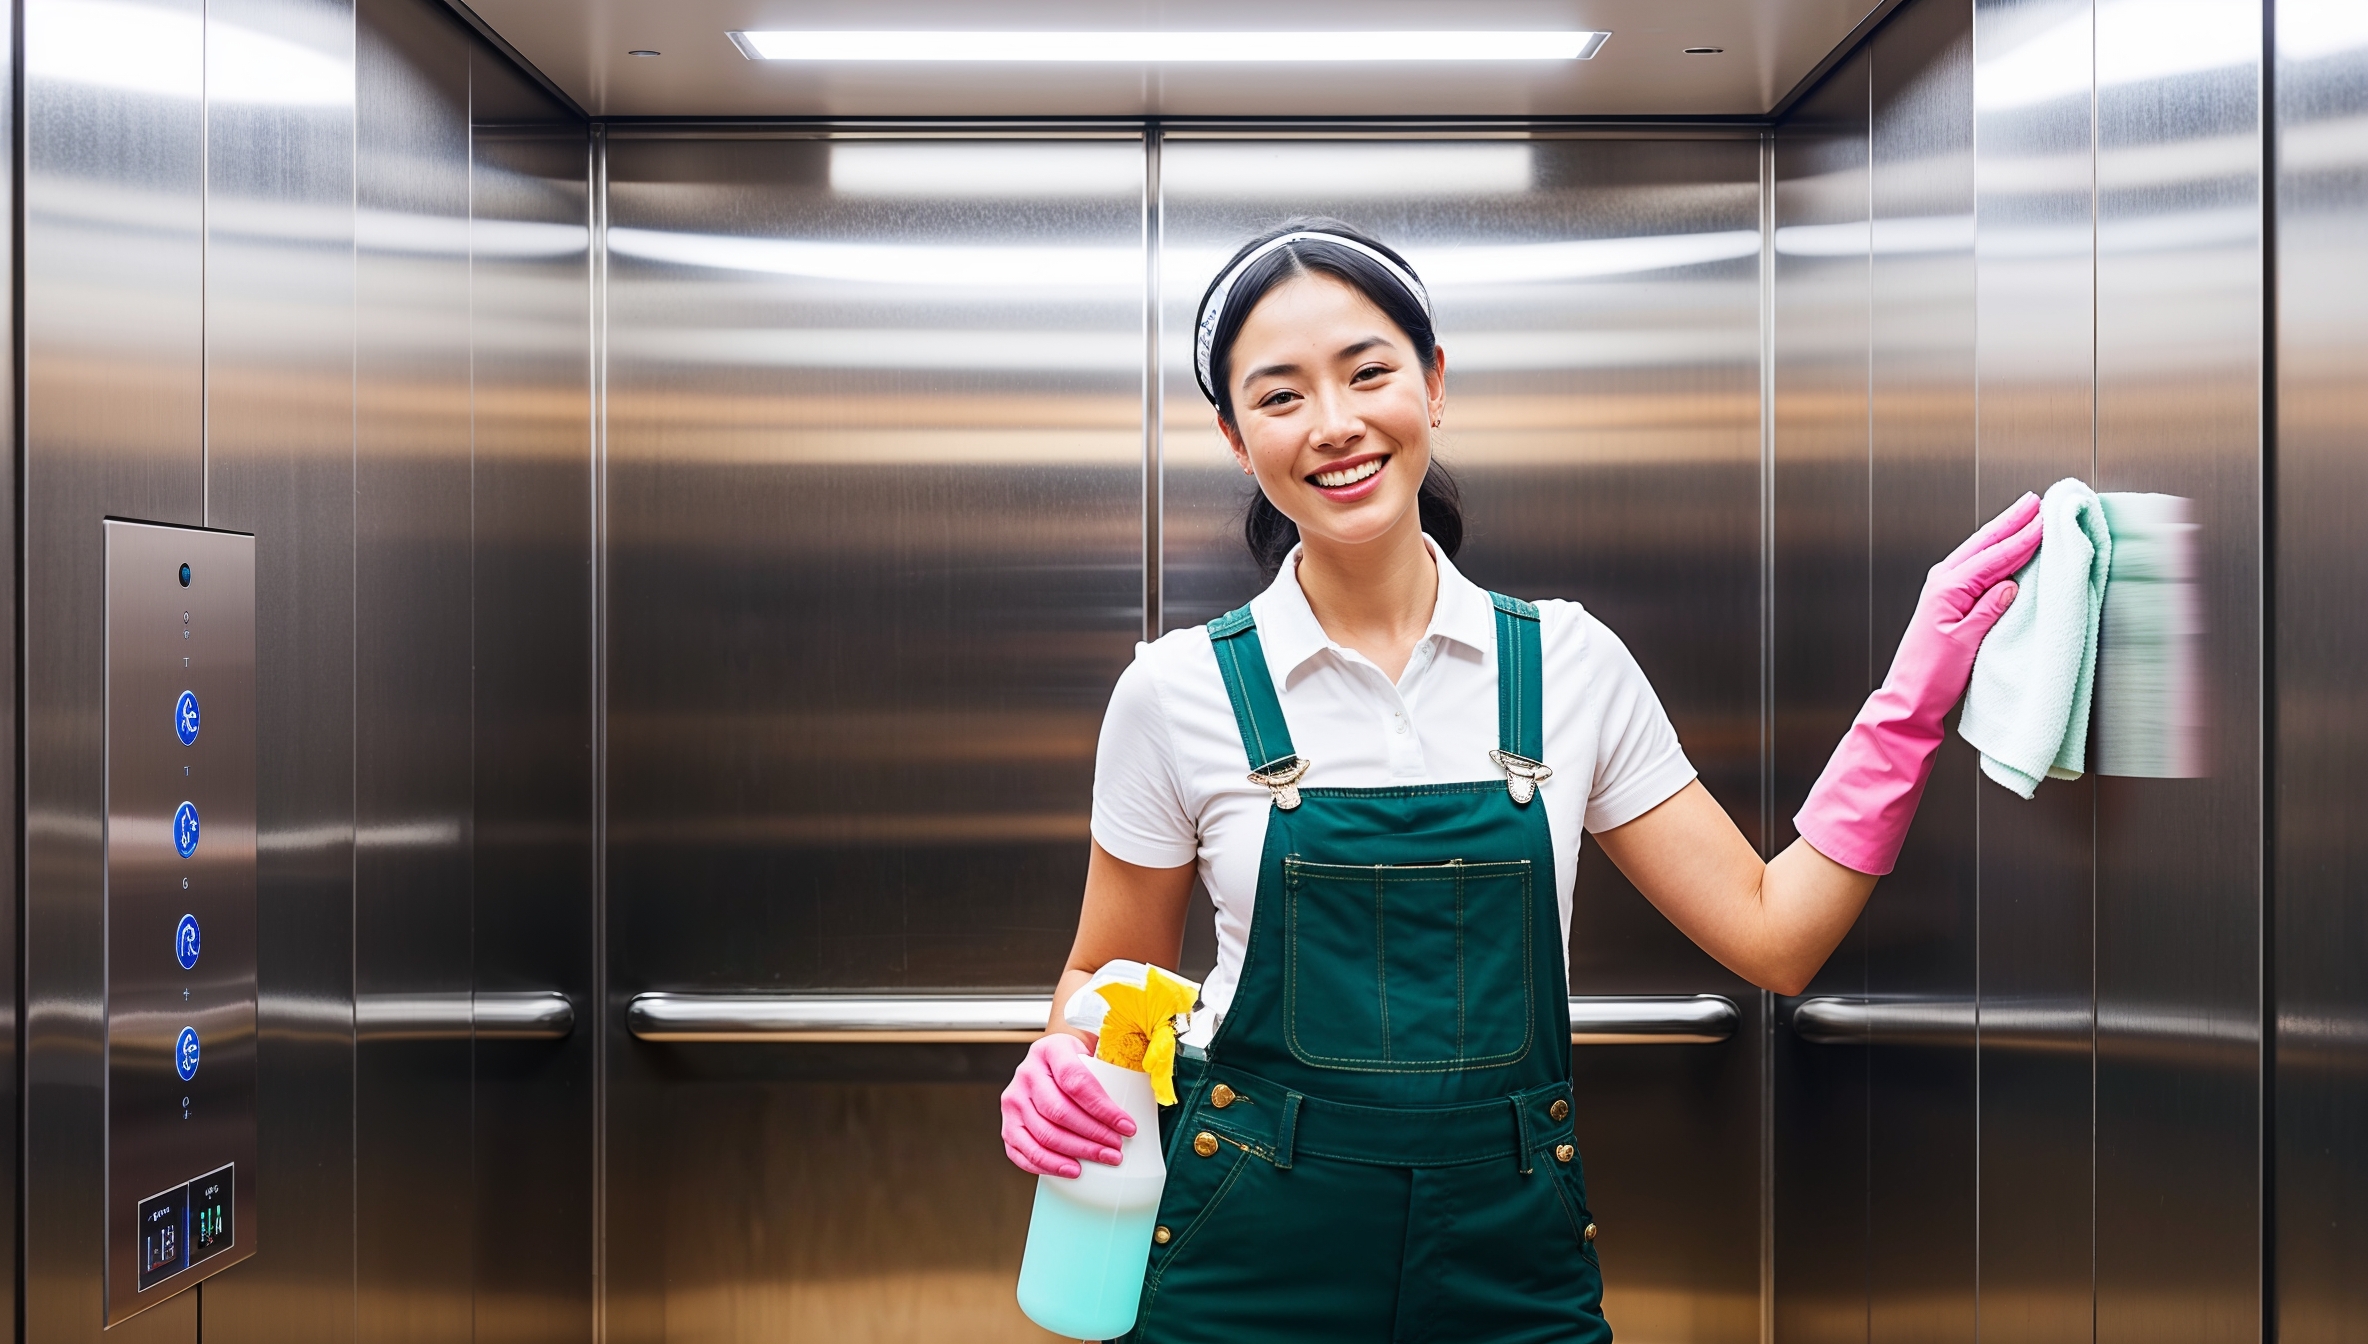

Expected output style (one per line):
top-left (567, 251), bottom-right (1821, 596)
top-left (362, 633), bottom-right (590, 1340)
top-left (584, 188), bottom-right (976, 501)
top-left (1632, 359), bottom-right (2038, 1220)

top-left (1248, 755), bottom-right (1312, 811)
top-left (1489, 749), bottom-right (1553, 805)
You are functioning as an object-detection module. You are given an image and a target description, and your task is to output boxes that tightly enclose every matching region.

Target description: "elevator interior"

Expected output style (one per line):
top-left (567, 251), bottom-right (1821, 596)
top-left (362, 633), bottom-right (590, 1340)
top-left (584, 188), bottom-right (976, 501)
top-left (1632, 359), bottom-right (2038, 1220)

top-left (2, 0), bottom-right (2361, 1340)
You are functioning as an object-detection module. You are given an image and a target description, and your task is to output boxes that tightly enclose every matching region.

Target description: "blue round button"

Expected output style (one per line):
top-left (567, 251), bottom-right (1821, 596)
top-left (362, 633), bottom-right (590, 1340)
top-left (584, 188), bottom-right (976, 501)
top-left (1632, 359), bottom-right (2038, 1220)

top-left (174, 690), bottom-right (200, 746)
top-left (173, 802), bottom-right (200, 859)
top-left (174, 1027), bottom-right (200, 1082)
top-left (175, 914), bottom-right (201, 970)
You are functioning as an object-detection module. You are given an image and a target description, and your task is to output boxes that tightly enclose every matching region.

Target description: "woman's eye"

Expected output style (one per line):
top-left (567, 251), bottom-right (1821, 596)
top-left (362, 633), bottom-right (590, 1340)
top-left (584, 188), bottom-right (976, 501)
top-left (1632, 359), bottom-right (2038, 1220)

top-left (1352, 364), bottom-right (1387, 383)
top-left (1258, 389), bottom-right (1299, 408)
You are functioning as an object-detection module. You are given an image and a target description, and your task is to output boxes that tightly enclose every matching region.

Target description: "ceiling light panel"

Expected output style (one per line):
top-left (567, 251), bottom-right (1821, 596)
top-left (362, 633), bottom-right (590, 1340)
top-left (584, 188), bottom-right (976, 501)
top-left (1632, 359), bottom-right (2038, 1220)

top-left (727, 29), bottom-right (1609, 63)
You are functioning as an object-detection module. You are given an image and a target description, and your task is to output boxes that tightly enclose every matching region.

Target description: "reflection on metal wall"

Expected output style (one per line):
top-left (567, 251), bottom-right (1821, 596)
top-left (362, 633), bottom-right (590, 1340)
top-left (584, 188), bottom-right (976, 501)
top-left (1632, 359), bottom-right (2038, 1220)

top-left (24, 0), bottom-right (207, 1336)
top-left (19, 0), bottom-right (590, 1332)
top-left (1773, 0), bottom-right (2265, 1340)
top-left (1865, 7), bottom-right (1978, 1342)
top-left (2092, 1), bottom-right (2261, 1339)
top-left (353, 1), bottom-right (477, 1337)
top-left (1157, 134), bottom-right (1767, 1344)
top-left (2274, 2), bottom-right (2368, 1338)
top-left (600, 133), bottom-right (1146, 1342)
top-left (1770, 48), bottom-right (1873, 1344)
top-left (198, 0), bottom-right (361, 1339)
top-left (1970, 0), bottom-right (2099, 1338)
top-left (468, 46), bottom-right (596, 1344)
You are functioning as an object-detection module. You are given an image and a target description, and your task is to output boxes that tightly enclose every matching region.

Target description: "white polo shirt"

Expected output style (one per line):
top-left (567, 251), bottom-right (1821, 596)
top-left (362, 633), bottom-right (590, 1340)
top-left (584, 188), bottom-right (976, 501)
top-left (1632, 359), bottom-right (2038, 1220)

top-left (1090, 539), bottom-right (1697, 1039)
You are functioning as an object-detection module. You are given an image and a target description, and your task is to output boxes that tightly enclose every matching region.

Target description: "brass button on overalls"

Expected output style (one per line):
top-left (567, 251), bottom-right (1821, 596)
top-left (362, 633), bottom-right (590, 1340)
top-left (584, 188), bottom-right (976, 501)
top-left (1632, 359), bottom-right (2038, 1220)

top-left (1555, 1144), bottom-right (1575, 1164)
top-left (1549, 1098), bottom-right (1570, 1122)
top-left (1154, 1225), bottom-right (1173, 1245)
top-left (1209, 1084), bottom-right (1237, 1109)
top-left (1192, 1131), bottom-right (1220, 1159)
top-left (1583, 1222), bottom-right (1598, 1243)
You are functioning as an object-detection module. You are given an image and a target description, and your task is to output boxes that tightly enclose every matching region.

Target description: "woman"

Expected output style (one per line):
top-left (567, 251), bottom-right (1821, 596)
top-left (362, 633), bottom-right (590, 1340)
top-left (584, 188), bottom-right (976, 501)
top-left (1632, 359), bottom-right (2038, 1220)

top-left (1000, 218), bottom-right (2040, 1342)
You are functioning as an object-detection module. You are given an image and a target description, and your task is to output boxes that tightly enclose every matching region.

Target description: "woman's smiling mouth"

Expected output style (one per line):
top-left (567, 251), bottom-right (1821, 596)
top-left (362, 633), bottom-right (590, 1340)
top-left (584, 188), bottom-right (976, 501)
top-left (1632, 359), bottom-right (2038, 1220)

top-left (1309, 454), bottom-right (1389, 498)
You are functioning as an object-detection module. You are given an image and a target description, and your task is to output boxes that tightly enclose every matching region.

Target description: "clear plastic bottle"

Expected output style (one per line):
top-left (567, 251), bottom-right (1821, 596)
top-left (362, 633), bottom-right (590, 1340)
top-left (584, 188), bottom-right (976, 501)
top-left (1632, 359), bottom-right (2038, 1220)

top-left (1015, 1056), bottom-right (1166, 1340)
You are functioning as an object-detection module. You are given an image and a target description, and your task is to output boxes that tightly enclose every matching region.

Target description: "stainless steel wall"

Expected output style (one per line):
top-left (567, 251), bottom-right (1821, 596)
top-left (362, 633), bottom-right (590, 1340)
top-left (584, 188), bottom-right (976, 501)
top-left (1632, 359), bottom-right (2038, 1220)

top-left (1157, 134), bottom-right (1768, 1344)
top-left (199, 0), bottom-right (362, 1338)
top-left (599, 132), bottom-right (1147, 1343)
top-left (1771, 1), bottom-right (2267, 1342)
top-left (1769, 47), bottom-right (1873, 1344)
top-left (466, 47), bottom-right (597, 1344)
top-left (1970, 1), bottom-right (2099, 1339)
top-left (18, 0), bottom-right (592, 1338)
top-left (25, 0), bottom-right (208, 1332)
top-left (353, 0), bottom-right (477, 1335)
top-left (2272, 3), bottom-right (2368, 1340)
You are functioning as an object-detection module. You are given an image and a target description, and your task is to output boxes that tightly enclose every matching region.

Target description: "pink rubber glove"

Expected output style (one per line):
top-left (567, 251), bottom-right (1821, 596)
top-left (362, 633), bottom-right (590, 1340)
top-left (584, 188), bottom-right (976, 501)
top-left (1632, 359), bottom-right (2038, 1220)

top-left (999, 1033), bottom-right (1138, 1178)
top-left (1795, 492), bottom-right (2045, 875)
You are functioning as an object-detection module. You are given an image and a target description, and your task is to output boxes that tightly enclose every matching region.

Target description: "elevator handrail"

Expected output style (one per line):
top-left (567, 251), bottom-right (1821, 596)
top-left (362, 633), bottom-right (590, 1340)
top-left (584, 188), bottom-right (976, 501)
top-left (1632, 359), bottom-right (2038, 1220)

top-left (354, 990), bottom-right (576, 1042)
top-left (625, 992), bottom-right (1740, 1045)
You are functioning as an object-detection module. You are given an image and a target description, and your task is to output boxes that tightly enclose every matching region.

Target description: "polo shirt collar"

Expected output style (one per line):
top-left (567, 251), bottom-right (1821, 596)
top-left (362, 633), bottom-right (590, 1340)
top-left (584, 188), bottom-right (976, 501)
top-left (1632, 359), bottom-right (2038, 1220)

top-left (1249, 535), bottom-right (1496, 683)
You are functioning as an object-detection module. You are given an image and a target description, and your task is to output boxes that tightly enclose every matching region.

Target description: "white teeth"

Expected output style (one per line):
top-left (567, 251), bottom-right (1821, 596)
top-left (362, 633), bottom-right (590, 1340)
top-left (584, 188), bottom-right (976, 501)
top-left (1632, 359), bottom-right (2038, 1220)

top-left (1312, 458), bottom-right (1384, 488)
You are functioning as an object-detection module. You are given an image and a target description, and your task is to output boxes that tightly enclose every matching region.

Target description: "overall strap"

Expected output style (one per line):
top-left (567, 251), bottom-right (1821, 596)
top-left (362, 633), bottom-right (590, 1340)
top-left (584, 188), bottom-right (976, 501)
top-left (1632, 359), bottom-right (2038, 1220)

top-left (1206, 605), bottom-right (1298, 773)
top-left (1491, 593), bottom-right (1545, 761)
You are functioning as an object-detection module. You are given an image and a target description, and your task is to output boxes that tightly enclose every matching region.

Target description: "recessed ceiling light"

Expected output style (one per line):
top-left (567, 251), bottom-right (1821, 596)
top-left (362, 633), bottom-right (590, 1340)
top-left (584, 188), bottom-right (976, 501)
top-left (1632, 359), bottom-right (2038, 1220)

top-left (726, 30), bottom-right (1611, 63)
top-left (629, 49), bottom-right (660, 57)
top-left (1683, 47), bottom-right (1725, 54)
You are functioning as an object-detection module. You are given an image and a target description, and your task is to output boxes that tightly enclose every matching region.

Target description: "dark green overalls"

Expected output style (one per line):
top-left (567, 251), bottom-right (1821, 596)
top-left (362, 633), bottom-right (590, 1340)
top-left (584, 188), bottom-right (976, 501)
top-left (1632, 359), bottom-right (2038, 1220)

top-left (1123, 595), bottom-right (1611, 1344)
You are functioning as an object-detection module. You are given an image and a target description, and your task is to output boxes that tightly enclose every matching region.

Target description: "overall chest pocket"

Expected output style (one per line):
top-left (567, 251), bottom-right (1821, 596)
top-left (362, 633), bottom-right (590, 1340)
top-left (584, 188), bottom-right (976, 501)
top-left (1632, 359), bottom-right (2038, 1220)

top-left (1281, 857), bottom-right (1536, 1073)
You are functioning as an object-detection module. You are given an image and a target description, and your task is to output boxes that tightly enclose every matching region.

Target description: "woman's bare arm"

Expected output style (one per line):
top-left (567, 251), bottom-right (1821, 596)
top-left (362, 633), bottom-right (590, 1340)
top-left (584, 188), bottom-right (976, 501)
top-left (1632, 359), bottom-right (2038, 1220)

top-left (1045, 841), bottom-right (1200, 1041)
top-left (1588, 781), bottom-right (1877, 996)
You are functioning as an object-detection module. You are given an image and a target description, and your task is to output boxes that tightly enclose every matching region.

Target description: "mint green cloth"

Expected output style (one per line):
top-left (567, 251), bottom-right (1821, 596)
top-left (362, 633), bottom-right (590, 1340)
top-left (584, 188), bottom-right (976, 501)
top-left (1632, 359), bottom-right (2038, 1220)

top-left (1958, 478), bottom-right (2114, 798)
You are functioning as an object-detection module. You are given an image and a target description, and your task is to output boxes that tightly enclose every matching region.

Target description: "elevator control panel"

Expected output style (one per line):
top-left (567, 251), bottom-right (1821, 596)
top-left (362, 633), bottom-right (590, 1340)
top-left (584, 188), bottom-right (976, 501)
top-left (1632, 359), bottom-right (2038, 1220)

top-left (104, 521), bottom-right (257, 1323)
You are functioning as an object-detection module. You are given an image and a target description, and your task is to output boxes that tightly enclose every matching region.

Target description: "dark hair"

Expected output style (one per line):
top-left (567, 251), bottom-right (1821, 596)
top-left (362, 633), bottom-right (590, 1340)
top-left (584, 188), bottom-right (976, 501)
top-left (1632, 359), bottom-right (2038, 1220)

top-left (1197, 217), bottom-right (1465, 581)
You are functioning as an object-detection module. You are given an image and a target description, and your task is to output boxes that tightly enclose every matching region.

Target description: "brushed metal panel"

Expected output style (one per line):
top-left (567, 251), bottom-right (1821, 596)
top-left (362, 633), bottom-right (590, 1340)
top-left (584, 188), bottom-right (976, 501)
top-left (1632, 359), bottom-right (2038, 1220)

top-left (1969, 0), bottom-right (2099, 1338)
top-left (355, 0), bottom-right (476, 1338)
top-left (2091, 2), bottom-right (2263, 1342)
top-left (1771, 47), bottom-right (1874, 1344)
top-left (1866, 7), bottom-right (1978, 1343)
top-left (1158, 133), bottom-right (1766, 1343)
top-left (601, 132), bottom-right (1146, 1343)
top-left (24, 0), bottom-right (206, 1335)
top-left (468, 46), bottom-right (595, 1344)
top-left (194, 0), bottom-right (362, 1335)
top-left (102, 522), bottom-right (260, 1323)
top-left (2273, 3), bottom-right (2368, 1338)
top-left (0, 3), bottom-right (20, 1335)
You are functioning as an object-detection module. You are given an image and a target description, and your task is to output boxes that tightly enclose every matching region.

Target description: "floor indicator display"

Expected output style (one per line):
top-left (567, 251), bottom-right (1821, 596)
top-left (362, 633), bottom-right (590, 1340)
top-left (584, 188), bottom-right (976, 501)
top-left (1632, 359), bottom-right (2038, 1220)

top-left (103, 521), bottom-right (258, 1322)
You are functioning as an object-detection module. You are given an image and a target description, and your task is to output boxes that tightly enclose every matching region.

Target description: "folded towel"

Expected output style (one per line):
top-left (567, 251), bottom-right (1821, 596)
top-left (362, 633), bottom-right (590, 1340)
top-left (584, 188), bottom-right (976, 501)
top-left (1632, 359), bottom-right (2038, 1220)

top-left (2093, 492), bottom-right (2204, 778)
top-left (1959, 478), bottom-right (2114, 798)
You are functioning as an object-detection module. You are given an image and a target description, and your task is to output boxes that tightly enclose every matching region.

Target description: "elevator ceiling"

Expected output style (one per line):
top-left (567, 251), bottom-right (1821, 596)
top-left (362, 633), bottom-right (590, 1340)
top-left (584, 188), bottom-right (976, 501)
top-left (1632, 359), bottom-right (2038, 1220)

top-left (456, 0), bottom-right (1888, 119)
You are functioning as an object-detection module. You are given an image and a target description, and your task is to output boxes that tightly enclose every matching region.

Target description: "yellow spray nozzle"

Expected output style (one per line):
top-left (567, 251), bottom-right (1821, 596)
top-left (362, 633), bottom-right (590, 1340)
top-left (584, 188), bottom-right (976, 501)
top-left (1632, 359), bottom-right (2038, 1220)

top-left (1093, 966), bottom-right (1196, 1105)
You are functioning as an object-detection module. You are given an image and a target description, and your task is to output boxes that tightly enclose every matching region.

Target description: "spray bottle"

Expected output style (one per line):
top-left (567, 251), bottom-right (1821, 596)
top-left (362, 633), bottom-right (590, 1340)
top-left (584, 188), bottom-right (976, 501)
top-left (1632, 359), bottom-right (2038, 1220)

top-left (1015, 961), bottom-right (1198, 1341)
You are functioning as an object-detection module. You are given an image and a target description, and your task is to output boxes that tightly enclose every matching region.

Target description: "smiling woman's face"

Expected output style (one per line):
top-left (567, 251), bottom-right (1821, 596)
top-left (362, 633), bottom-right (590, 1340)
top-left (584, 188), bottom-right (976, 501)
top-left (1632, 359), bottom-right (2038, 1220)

top-left (1221, 271), bottom-right (1446, 556)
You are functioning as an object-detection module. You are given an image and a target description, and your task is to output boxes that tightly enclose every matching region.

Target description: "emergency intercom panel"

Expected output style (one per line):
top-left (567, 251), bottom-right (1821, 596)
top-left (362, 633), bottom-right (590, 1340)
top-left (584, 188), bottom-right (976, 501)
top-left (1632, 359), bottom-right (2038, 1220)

top-left (103, 521), bottom-right (258, 1324)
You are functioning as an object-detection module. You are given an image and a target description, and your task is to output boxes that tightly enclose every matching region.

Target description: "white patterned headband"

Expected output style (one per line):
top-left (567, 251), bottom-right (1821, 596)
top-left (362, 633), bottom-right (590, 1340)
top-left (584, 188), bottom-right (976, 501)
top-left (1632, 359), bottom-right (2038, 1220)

top-left (1193, 231), bottom-right (1433, 404)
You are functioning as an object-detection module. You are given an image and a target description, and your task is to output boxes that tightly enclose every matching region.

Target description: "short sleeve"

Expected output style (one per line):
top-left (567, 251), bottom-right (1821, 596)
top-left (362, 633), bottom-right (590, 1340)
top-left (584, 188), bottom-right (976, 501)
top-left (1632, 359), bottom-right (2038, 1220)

top-left (1574, 616), bottom-right (1698, 834)
top-left (1089, 652), bottom-right (1201, 869)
